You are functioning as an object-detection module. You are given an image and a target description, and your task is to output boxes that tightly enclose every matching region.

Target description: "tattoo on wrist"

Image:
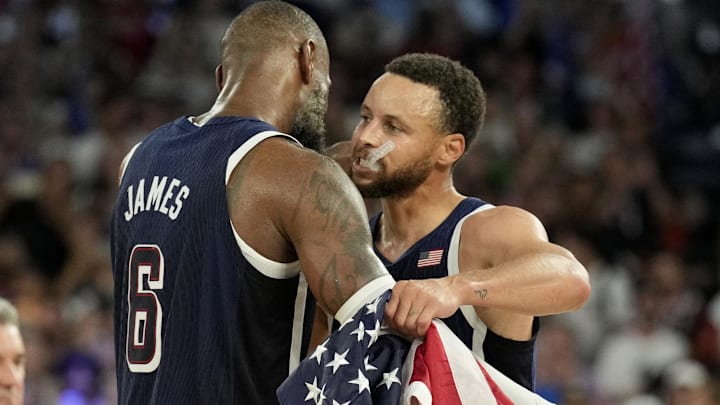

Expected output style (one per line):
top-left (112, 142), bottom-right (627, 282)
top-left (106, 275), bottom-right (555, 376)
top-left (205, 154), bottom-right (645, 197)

top-left (474, 289), bottom-right (488, 300)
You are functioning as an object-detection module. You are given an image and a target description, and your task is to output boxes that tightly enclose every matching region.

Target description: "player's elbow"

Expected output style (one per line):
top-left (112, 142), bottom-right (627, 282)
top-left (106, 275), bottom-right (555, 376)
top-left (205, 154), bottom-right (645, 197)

top-left (564, 261), bottom-right (591, 311)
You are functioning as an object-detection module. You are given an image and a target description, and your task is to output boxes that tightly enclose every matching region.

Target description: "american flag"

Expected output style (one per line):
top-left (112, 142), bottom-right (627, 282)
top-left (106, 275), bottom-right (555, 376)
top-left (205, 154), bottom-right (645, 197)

top-left (277, 290), bottom-right (555, 404)
top-left (417, 249), bottom-right (443, 268)
top-left (277, 291), bottom-right (406, 404)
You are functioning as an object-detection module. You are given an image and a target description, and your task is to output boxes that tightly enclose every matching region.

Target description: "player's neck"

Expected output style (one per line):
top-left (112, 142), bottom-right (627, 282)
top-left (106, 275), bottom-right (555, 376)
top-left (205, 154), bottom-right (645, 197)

top-left (200, 64), bottom-right (297, 131)
top-left (378, 184), bottom-right (464, 245)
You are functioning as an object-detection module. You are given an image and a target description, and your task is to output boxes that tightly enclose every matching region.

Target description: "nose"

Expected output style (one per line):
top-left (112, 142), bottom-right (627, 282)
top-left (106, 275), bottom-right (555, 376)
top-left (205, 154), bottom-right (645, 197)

top-left (0, 360), bottom-right (22, 388)
top-left (352, 119), bottom-right (383, 148)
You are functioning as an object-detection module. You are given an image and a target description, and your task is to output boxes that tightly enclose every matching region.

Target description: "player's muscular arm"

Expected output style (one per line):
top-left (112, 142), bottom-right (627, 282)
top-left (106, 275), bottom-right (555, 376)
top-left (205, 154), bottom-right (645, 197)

top-left (291, 154), bottom-right (389, 313)
top-left (227, 137), bottom-right (389, 316)
top-left (387, 206), bottom-right (590, 338)
top-left (454, 206), bottom-right (591, 315)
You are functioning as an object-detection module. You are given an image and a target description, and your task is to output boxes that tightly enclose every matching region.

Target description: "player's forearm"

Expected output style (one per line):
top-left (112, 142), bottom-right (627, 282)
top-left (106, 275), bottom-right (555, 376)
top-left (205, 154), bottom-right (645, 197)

top-left (454, 252), bottom-right (590, 315)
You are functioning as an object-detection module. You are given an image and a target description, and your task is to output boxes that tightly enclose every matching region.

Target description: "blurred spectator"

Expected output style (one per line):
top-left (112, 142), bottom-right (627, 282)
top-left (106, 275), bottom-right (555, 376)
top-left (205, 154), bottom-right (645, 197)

top-left (552, 229), bottom-right (636, 363)
top-left (0, 296), bottom-right (25, 405)
top-left (594, 286), bottom-right (689, 402)
top-left (662, 359), bottom-right (718, 405)
top-left (534, 318), bottom-right (593, 404)
top-left (56, 352), bottom-right (108, 405)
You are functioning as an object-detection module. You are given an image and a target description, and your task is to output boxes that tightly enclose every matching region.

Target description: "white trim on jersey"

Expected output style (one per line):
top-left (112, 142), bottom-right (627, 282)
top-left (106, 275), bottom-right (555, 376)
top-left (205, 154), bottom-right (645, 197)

top-left (447, 203), bottom-right (496, 359)
top-left (335, 275), bottom-right (396, 324)
top-left (229, 220), bottom-right (301, 279)
top-left (226, 130), bottom-right (303, 279)
top-left (224, 130), bottom-right (301, 185)
top-left (288, 272), bottom-right (309, 373)
top-left (119, 142), bottom-right (143, 182)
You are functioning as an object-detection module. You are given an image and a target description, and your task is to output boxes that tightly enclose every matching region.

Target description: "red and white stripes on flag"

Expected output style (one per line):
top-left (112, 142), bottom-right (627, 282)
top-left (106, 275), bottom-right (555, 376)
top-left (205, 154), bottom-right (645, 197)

top-left (278, 289), bottom-right (555, 405)
top-left (417, 249), bottom-right (443, 268)
top-left (402, 320), bottom-right (555, 405)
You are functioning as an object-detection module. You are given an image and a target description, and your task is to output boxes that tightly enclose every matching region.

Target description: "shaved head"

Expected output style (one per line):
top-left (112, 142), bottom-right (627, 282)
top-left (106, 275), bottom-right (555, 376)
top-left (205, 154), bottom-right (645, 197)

top-left (214, 1), bottom-right (331, 152)
top-left (221, 1), bottom-right (327, 63)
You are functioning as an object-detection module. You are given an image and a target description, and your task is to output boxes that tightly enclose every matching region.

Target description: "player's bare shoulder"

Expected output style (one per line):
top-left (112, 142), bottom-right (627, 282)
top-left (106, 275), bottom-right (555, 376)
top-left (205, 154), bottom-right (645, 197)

top-left (460, 205), bottom-right (549, 255)
top-left (227, 136), bottom-right (366, 231)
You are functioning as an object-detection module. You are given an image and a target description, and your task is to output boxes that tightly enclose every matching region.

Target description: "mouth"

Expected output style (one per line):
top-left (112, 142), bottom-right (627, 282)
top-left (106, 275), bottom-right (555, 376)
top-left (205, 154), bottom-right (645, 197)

top-left (352, 156), bottom-right (377, 175)
top-left (353, 141), bottom-right (395, 173)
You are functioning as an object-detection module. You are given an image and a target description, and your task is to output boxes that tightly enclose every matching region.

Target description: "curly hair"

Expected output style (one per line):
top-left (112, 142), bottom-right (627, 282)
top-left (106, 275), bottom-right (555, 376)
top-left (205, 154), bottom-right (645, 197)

top-left (385, 53), bottom-right (486, 150)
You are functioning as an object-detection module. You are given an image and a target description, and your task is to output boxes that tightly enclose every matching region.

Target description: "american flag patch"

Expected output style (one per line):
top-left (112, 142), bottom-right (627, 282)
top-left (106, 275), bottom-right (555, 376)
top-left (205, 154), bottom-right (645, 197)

top-left (417, 249), bottom-right (444, 268)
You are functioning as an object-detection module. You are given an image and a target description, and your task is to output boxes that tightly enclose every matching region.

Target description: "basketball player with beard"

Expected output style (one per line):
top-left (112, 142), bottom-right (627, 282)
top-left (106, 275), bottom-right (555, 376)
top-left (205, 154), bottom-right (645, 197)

top-left (326, 53), bottom-right (591, 390)
top-left (110, 4), bottom-right (461, 404)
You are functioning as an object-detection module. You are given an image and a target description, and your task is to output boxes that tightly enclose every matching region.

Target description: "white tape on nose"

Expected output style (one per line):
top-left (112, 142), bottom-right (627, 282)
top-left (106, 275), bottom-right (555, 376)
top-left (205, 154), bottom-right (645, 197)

top-left (360, 140), bottom-right (395, 171)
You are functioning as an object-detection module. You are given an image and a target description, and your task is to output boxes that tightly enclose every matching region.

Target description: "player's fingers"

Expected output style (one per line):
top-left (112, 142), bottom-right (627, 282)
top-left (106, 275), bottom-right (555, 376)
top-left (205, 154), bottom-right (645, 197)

top-left (384, 282), bottom-right (402, 319)
top-left (387, 281), bottom-right (417, 335)
top-left (414, 310), bottom-right (433, 337)
top-left (404, 304), bottom-right (432, 338)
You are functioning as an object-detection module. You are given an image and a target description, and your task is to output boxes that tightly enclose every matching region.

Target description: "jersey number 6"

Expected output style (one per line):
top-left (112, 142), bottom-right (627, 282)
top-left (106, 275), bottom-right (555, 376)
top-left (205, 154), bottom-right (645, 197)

top-left (126, 244), bottom-right (165, 373)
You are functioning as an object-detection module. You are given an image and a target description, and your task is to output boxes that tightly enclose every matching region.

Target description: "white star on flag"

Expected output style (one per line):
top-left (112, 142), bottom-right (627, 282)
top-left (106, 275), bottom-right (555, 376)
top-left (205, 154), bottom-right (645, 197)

top-left (379, 367), bottom-right (401, 390)
top-left (309, 342), bottom-right (328, 365)
top-left (325, 349), bottom-right (350, 374)
top-left (350, 321), bottom-right (365, 342)
top-left (365, 294), bottom-right (381, 315)
top-left (348, 370), bottom-right (370, 394)
top-left (304, 377), bottom-right (324, 403)
top-left (366, 320), bottom-right (380, 347)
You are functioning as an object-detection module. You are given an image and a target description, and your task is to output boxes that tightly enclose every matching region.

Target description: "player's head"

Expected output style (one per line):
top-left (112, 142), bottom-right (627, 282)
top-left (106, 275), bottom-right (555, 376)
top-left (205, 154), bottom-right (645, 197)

top-left (350, 53), bottom-right (485, 198)
top-left (220, 1), bottom-right (330, 151)
top-left (0, 297), bottom-right (24, 405)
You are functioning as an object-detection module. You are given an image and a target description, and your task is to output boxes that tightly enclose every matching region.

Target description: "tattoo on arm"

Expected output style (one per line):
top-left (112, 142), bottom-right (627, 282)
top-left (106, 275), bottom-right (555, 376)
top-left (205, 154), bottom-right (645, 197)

top-left (475, 289), bottom-right (488, 300)
top-left (308, 158), bottom-right (381, 312)
top-left (309, 164), bottom-right (353, 232)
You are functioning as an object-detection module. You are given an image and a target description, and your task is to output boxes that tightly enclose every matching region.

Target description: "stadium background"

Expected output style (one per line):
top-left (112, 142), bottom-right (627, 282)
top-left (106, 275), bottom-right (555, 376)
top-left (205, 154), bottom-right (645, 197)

top-left (0, 0), bottom-right (718, 403)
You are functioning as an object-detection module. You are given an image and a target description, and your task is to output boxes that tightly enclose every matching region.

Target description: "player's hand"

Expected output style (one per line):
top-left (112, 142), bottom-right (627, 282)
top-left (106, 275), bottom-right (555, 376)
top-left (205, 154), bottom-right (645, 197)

top-left (384, 278), bottom-right (461, 337)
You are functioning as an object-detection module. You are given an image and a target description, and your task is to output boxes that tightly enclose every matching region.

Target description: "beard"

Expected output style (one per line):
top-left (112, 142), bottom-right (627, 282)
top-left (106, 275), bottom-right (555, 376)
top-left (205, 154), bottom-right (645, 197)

top-left (291, 84), bottom-right (328, 153)
top-left (354, 157), bottom-right (433, 199)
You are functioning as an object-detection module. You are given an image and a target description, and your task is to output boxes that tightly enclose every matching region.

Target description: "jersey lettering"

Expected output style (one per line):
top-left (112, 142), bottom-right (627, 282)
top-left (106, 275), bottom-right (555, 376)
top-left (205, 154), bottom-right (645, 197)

top-left (126, 244), bottom-right (165, 373)
top-left (124, 176), bottom-right (190, 222)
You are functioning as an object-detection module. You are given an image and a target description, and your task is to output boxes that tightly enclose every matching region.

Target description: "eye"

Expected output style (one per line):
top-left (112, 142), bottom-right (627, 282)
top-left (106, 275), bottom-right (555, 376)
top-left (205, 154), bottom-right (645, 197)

top-left (384, 122), bottom-right (402, 133)
top-left (14, 354), bottom-right (25, 369)
top-left (359, 114), bottom-right (371, 124)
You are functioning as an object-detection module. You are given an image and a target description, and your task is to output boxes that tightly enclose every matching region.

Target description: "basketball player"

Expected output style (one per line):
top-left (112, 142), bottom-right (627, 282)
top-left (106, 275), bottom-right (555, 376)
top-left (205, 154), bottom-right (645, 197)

top-left (110, 4), bottom-right (459, 404)
top-left (327, 53), bottom-right (591, 390)
top-left (0, 297), bottom-right (25, 405)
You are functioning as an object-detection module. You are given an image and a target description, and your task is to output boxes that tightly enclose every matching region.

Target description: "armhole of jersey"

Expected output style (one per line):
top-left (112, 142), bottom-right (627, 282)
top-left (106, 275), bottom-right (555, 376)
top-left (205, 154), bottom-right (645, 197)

top-left (448, 203), bottom-right (496, 356)
top-left (226, 130), bottom-right (302, 279)
top-left (119, 142), bottom-right (142, 182)
top-left (288, 271), bottom-right (308, 373)
top-left (225, 130), bottom-right (300, 184)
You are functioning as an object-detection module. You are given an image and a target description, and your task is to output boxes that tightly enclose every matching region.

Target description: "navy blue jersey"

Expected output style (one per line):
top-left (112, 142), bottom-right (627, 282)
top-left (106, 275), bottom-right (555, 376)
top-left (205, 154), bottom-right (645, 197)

top-left (369, 197), bottom-right (539, 390)
top-left (110, 116), bottom-right (315, 404)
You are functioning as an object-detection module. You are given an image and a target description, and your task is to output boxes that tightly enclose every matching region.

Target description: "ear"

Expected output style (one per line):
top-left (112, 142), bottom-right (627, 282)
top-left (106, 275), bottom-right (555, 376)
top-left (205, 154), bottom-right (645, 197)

top-left (438, 133), bottom-right (465, 166)
top-left (298, 39), bottom-right (315, 85)
top-left (215, 64), bottom-right (224, 91)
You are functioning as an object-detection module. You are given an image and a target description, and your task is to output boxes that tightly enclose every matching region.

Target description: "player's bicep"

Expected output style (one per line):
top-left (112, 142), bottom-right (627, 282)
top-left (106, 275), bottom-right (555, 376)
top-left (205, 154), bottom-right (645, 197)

top-left (460, 206), bottom-right (554, 269)
top-left (285, 155), bottom-right (387, 315)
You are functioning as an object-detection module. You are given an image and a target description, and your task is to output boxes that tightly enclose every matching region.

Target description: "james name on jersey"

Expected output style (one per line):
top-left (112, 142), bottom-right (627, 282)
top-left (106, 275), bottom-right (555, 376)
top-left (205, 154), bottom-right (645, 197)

top-left (123, 176), bottom-right (190, 222)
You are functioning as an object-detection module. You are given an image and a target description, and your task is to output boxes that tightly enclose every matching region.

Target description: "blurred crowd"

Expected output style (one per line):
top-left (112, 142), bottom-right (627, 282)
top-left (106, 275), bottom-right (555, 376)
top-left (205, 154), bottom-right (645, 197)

top-left (0, 0), bottom-right (718, 404)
